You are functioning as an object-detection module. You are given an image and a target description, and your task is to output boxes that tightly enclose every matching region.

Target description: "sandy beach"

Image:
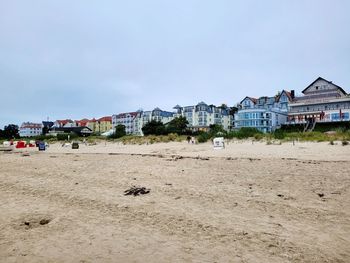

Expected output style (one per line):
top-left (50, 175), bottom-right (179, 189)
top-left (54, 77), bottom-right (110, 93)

top-left (1, 140), bottom-right (350, 262)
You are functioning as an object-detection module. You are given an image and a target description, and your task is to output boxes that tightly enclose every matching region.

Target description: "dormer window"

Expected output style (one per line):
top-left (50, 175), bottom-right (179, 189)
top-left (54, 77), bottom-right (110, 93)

top-left (315, 86), bottom-right (319, 90)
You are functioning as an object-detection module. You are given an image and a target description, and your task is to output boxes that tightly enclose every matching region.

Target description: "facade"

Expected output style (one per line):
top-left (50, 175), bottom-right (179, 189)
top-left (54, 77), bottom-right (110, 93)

top-left (96, 116), bottom-right (112, 133)
top-left (86, 119), bottom-right (97, 133)
top-left (287, 77), bottom-right (350, 128)
top-left (234, 90), bottom-right (292, 133)
top-left (112, 108), bottom-right (175, 136)
top-left (112, 112), bottom-right (140, 134)
top-left (174, 102), bottom-right (233, 131)
top-left (19, 122), bottom-right (42, 137)
top-left (54, 119), bottom-right (74, 128)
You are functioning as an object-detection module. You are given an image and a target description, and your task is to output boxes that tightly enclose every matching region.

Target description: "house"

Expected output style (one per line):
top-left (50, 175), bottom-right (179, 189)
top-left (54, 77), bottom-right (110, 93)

top-left (234, 90), bottom-right (293, 133)
top-left (19, 122), bottom-right (42, 137)
top-left (287, 77), bottom-right (350, 128)
top-left (173, 102), bottom-right (233, 131)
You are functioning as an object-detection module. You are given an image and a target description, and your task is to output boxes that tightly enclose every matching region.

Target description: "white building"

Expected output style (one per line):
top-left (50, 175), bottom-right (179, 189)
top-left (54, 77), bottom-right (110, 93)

top-left (234, 90), bottom-right (292, 133)
top-left (112, 108), bottom-right (175, 136)
top-left (287, 77), bottom-right (350, 128)
top-left (173, 102), bottom-right (233, 131)
top-left (19, 122), bottom-right (42, 137)
top-left (112, 112), bottom-right (141, 135)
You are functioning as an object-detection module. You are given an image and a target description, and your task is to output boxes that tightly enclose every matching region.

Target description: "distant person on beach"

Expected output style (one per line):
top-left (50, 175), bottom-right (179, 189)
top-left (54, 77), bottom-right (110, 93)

top-left (186, 136), bottom-right (191, 144)
top-left (191, 136), bottom-right (195, 144)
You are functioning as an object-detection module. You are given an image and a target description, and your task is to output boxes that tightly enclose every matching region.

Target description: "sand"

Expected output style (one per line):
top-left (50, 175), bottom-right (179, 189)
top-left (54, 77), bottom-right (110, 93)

top-left (0, 140), bottom-right (349, 262)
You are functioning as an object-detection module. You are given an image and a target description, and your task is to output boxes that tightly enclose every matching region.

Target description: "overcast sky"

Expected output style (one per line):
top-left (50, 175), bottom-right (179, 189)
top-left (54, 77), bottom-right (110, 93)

top-left (1, 0), bottom-right (349, 127)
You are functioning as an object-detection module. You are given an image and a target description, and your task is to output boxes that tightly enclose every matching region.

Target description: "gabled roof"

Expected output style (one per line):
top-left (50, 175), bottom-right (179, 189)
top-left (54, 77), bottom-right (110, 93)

top-left (42, 121), bottom-right (54, 128)
top-left (20, 122), bottom-right (42, 129)
top-left (76, 119), bottom-right (89, 126)
top-left (276, 90), bottom-right (292, 102)
top-left (56, 119), bottom-right (73, 125)
top-left (302, 77), bottom-right (347, 95)
top-left (98, 116), bottom-right (112, 122)
top-left (52, 126), bottom-right (93, 134)
top-left (240, 96), bottom-right (257, 104)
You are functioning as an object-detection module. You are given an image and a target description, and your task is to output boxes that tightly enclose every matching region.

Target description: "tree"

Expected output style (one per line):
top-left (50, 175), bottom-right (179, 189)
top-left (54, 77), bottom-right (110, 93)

top-left (115, 124), bottom-right (126, 138)
top-left (142, 120), bottom-right (166, 135)
top-left (109, 124), bottom-right (126, 139)
top-left (2, 124), bottom-right (19, 139)
top-left (209, 124), bottom-right (226, 137)
top-left (42, 126), bottom-right (50, 135)
top-left (166, 116), bottom-right (189, 135)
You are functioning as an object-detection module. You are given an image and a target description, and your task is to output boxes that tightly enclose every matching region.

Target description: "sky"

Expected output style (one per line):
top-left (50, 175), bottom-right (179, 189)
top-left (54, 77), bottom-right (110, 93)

top-left (0, 0), bottom-right (349, 128)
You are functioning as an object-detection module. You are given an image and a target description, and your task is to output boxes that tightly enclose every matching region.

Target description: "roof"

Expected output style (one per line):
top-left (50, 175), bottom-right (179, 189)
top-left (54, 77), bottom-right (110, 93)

top-left (276, 90), bottom-right (293, 101)
top-left (116, 112), bottom-right (139, 118)
top-left (159, 111), bottom-right (174, 117)
top-left (56, 119), bottom-right (73, 125)
top-left (52, 126), bottom-right (93, 133)
top-left (42, 121), bottom-right (54, 128)
top-left (302, 77), bottom-right (347, 95)
top-left (75, 119), bottom-right (89, 126)
top-left (98, 116), bottom-right (112, 122)
top-left (240, 96), bottom-right (257, 104)
top-left (20, 122), bottom-right (42, 129)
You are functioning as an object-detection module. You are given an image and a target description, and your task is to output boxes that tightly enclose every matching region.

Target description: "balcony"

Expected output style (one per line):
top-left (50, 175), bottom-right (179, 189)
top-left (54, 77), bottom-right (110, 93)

top-left (289, 105), bottom-right (350, 114)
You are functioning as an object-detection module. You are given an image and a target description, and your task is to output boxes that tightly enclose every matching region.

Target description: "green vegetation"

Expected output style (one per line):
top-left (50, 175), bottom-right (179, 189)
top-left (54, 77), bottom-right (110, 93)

top-left (114, 133), bottom-right (185, 144)
top-left (142, 120), bottom-right (167, 136)
top-left (108, 124), bottom-right (126, 139)
top-left (141, 117), bottom-right (190, 136)
top-left (225, 127), bottom-right (263, 140)
top-left (166, 116), bottom-right (189, 135)
top-left (0, 124), bottom-right (19, 139)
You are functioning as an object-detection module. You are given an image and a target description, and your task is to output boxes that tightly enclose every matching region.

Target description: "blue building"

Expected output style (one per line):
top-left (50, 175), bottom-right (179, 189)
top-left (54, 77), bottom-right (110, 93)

top-left (234, 90), bottom-right (292, 133)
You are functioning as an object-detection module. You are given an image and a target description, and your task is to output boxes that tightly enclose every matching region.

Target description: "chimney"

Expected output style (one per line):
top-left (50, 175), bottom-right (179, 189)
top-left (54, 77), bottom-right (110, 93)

top-left (291, 90), bottom-right (295, 99)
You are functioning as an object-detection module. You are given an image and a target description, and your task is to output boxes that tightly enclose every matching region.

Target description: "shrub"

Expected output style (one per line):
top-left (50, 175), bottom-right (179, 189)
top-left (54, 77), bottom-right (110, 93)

top-left (254, 133), bottom-right (264, 141)
top-left (197, 132), bottom-right (211, 143)
top-left (273, 129), bottom-right (286, 140)
top-left (142, 120), bottom-right (167, 135)
top-left (342, 140), bottom-right (349, 146)
top-left (108, 125), bottom-right (126, 139)
top-left (166, 116), bottom-right (189, 135)
top-left (236, 127), bottom-right (262, 139)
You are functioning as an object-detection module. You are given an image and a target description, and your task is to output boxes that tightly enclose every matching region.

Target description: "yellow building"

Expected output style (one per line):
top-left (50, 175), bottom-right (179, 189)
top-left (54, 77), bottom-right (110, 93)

top-left (86, 118), bottom-right (98, 133)
top-left (96, 116), bottom-right (112, 133)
